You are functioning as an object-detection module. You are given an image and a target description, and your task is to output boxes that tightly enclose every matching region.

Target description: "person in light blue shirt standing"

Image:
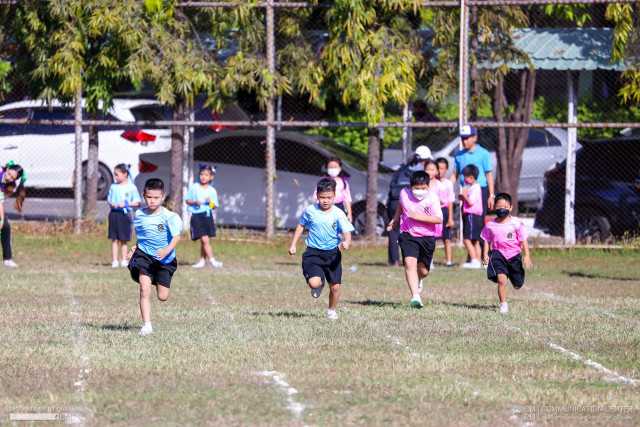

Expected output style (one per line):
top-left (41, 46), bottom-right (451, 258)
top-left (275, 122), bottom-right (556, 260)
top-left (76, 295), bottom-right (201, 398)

top-left (186, 164), bottom-right (223, 268)
top-left (289, 178), bottom-right (355, 320)
top-left (127, 178), bottom-right (182, 336)
top-left (107, 164), bottom-right (141, 268)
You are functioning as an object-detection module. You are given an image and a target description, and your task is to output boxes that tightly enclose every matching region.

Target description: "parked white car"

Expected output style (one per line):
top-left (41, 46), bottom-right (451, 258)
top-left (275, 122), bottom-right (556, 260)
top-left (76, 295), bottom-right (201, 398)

top-left (135, 130), bottom-right (393, 234)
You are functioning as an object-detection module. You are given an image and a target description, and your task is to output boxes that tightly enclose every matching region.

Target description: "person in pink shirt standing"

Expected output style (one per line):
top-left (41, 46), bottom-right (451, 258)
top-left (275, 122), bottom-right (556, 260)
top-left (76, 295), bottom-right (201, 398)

top-left (481, 193), bottom-right (533, 313)
top-left (314, 156), bottom-right (353, 223)
top-left (436, 158), bottom-right (456, 267)
top-left (424, 160), bottom-right (441, 270)
top-left (458, 164), bottom-right (484, 269)
top-left (386, 171), bottom-right (442, 308)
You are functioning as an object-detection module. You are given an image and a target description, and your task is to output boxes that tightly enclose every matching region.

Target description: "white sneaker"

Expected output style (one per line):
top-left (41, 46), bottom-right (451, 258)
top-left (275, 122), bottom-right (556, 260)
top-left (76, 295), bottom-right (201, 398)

top-left (120, 259), bottom-right (129, 268)
top-left (111, 260), bottom-right (119, 268)
top-left (445, 261), bottom-right (454, 267)
top-left (311, 283), bottom-right (325, 298)
top-left (192, 259), bottom-right (206, 268)
top-left (326, 309), bottom-right (339, 320)
top-left (418, 279), bottom-right (423, 294)
top-left (139, 324), bottom-right (153, 335)
top-left (3, 259), bottom-right (18, 267)
top-left (430, 260), bottom-right (435, 271)
top-left (461, 260), bottom-right (482, 269)
top-left (499, 305), bottom-right (509, 314)
top-left (209, 260), bottom-right (223, 268)
top-left (410, 295), bottom-right (424, 308)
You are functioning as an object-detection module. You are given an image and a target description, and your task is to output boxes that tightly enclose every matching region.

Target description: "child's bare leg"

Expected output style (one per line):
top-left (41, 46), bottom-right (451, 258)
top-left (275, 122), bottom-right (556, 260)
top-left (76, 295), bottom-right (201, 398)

top-left (473, 240), bottom-right (481, 260)
top-left (307, 276), bottom-right (323, 289)
top-left (497, 274), bottom-right (508, 303)
top-left (403, 257), bottom-right (420, 295)
top-left (111, 240), bottom-right (119, 261)
top-left (463, 239), bottom-right (477, 260)
top-left (201, 235), bottom-right (213, 259)
top-left (417, 262), bottom-right (429, 280)
top-left (328, 283), bottom-right (340, 310)
top-left (156, 284), bottom-right (170, 302)
top-left (139, 275), bottom-right (152, 323)
top-left (443, 239), bottom-right (452, 263)
top-left (120, 241), bottom-right (128, 261)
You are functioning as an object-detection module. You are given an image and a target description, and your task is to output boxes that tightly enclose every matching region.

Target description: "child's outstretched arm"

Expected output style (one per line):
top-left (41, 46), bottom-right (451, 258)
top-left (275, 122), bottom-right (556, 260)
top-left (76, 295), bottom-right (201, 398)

top-left (521, 240), bottom-right (532, 268)
top-left (156, 235), bottom-right (181, 260)
top-left (386, 202), bottom-right (403, 231)
top-left (482, 241), bottom-right (491, 265)
top-left (126, 244), bottom-right (137, 259)
top-left (289, 224), bottom-right (305, 255)
top-left (406, 211), bottom-right (443, 224)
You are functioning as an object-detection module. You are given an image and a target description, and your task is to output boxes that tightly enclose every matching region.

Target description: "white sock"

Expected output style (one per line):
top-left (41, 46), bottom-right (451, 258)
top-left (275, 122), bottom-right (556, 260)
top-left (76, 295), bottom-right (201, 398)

top-left (143, 322), bottom-right (152, 328)
top-left (412, 294), bottom-right (421, 299)
top-left (500, 302), bottom-right (508, 308)
top-left (208, 257), bottom-right (216, 264)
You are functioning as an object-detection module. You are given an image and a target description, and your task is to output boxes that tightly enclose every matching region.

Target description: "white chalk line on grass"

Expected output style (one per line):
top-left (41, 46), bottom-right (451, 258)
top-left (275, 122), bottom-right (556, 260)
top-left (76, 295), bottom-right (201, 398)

top-left (256, 371), bottom-right (307, 420)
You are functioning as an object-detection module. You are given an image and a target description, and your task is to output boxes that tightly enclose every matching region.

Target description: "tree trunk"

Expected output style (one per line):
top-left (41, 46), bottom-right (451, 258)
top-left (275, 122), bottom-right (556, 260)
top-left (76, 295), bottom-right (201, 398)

top-left (170, 101), bottom-right (185, 216)
top-left (364, 127), bottom-right (379, 240)
top-left (84, 110), bottom-right (99, 219)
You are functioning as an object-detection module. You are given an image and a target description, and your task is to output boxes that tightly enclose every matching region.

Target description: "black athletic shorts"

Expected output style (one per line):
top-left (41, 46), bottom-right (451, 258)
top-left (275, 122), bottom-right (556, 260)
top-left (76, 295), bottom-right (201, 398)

top-left (190, 212), bottom-right (216, 240)
top-left (108, 210), bottom-right (133, 241)
top-left (129, 249), bottom-right (178, 289)
top-left (398, 232), bottom-right (436, 270)
top-left (301, 246), bottom-right (342, 286)
top-left (487, 250), bottom-right (525, 289)
top-left (440, 206), bottom-right (452, 240)
top-left (462, 213), bottom-right (484, 241)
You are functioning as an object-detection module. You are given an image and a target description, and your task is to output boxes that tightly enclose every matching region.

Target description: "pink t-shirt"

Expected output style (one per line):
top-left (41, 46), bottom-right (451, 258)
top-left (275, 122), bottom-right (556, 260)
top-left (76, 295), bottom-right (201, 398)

top-left (437, 178), bottom-right (456, 208)
top-left (462, 183), bottom-right (483, 215)
top-left (480, 216), bottom-right (529, 260)
top-left (399, 188), bottom-right (443, 237)
top-left (313, 176), bottom-right (352, 204)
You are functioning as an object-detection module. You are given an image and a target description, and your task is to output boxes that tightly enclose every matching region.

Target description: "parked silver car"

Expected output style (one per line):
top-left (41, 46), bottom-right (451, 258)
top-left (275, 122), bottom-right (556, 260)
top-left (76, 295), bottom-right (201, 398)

top-left (382, 122), bottom-right (578, 209)
top-left (135, 131), bottom-right (392, 234)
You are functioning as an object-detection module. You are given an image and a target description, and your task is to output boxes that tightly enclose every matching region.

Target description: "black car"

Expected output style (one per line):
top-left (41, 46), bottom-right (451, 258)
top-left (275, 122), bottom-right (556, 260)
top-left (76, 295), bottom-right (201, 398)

top-left (535, 137), bottom-right (640, 242)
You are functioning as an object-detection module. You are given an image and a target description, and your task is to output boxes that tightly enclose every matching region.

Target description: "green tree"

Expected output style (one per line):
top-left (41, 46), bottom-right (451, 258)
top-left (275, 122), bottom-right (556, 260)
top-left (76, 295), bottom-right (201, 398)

top-left (607, 3), bottom-right (640, 103)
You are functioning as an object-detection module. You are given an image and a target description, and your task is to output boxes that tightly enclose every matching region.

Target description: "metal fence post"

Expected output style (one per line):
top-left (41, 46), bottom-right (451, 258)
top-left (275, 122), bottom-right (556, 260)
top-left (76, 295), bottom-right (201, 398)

top-left (74, 88), bottom-right (83, 234)
top-left (564, 70), bottom-right (578, 245)
top-left (457, 0), bottom-right (469, 247)
top-left (182, 104), bottom-right (193, 231)
top-left (265, 0), bottom-right (276, 238)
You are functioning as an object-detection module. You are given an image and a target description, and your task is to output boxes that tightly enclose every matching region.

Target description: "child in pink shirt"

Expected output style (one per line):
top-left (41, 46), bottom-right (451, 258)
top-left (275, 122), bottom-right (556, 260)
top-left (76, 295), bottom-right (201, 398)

top-left (458, 164), bottom-right (484, 269)
top-left (386, 171), bottom-right (442, 308)
top-left (313, 156), bottom-right (353, 222)
top-left (480, 192), bottom-right (533, 313)
top-left (436, 158), bottom-right (455, 266)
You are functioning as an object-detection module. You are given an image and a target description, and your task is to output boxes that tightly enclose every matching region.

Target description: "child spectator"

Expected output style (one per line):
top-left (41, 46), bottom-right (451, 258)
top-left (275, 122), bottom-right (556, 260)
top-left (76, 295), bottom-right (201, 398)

top-left (127, 179), bottom-right (182, 335)
top-left (481, 193), bottom-right (532, 313)
top-left (290, 178), bottom-right (354, 320)
top-left (313, 156), bottom-right (352, 222)
top-left (186, 164), bottom-right (223, 268)
top-left (386, 171), bottom-right (442, 308)
top-left (458, 164), bottom-right (483, 269)
top-left (436, 158), bottom-right (455, 267)
top-left (424, 160), bottom-right (440, 271)
top-left (0, 162), bottom-right (25, 267)
top-left (107, 164), bottom-right (141, 268)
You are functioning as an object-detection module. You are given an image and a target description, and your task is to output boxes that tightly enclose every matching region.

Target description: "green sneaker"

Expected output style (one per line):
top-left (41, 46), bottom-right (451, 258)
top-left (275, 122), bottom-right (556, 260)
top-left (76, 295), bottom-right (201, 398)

top-left (410, 296), bottom-right (424, 308)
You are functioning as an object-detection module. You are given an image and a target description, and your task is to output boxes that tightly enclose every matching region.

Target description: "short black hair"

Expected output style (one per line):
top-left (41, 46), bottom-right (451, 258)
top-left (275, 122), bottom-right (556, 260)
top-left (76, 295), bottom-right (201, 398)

top-left (461, 164), bottom-right (479, 180)
top-left (495, 192), bottom-right (512, 206)
top-left (144, 178), bottom-right (164, 193)
top-left (435, 157), bottom-right (449, 168)
top-left (316, 177), bottom-right (336, 194)
top-left (410, 170), bottom-right (430, 187)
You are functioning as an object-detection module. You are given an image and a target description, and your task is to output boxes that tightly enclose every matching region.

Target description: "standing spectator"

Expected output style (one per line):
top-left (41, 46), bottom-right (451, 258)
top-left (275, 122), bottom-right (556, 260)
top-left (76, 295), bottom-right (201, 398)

top-left (449, 124), bottom-right (496, 219)
top-left (387, 145), bottom-right (432, 266)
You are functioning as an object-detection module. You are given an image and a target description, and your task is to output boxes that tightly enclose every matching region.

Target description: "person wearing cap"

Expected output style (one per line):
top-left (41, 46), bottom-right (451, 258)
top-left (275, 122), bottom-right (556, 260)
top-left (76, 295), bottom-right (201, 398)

top-left (450, 124), bottom-right (496, 216)
top-left (387, 145), bottom-right (432, 266)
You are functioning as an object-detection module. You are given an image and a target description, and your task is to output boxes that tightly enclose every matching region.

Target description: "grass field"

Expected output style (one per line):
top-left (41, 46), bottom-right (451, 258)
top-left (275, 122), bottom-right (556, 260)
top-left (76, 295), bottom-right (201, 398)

top-left (1, 223), bottom-right (639, 426)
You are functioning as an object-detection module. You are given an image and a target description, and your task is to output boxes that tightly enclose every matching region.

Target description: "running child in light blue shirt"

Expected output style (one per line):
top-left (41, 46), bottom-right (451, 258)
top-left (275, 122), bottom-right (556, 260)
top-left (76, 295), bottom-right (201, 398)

top-left (186, 164), bottom-right (223, 268)
top-left (127, 178), bottom-right (182, 336)
top-left (289, 178), bottom-right (354, 320)
top-left (107, 164), bottom-right (141, 268)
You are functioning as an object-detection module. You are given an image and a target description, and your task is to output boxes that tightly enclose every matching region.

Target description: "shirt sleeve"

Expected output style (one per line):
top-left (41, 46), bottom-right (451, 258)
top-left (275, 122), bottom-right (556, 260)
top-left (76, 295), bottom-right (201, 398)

top-left (482, 148), bottom-right (493, 173)
top-left (186, 185), bottom-right (197, 202)
top-left (337, 209), bottom-right (355, 234)
top-left (130, 185), bottom-right (141, 204)
top-left (343, 179), bottom-right (352, 203)
top-left (167, 212), bottom-right (183, 237)
top-left (470, 185), bottom-right (482, 207)
top-left (515, 220), bottom-right (529, 242)
top-left (107, 185), bottom-right (114, 203)
top-left (480, 222), bottom-right (492, 242)
top-left (430, 195), bottom-right (443, 220)
top-left (210, 188), bottom-right (219, 207)
top-left (299, 206), bottom-right (313, 227)
top-left (446, 182), bottom-right (456, 204)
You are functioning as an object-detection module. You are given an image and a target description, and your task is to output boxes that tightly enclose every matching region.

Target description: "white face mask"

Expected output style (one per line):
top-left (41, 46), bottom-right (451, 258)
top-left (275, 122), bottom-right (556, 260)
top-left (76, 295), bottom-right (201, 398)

top-left (327, 168), bottom-right (340, 177)
top-left (412, 189), bottom-right (429, 200)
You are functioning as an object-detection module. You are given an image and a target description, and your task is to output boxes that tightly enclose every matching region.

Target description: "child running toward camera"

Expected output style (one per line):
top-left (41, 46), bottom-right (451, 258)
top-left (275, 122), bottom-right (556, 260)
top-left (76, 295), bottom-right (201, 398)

top-left (481, 193), bottom-right (532, 313)
top-left (107, 164), bottom-right (141, 268)
top-left (127, 179), bottom-right (182, 335)
top-left (186, 164), bottom-right (223, 268)
top-left (313, 156), bottom-right (353, 222)
top-left (436, 158), bottom-right (456, 267)
top-left (458, 164), bottom-right (483, 269)
top-left (0, 161), bottom-right (26, 267)
top-left (386, 171), bottom-right (442, 308)
top-left (290, 177), bottom-right (354, 320)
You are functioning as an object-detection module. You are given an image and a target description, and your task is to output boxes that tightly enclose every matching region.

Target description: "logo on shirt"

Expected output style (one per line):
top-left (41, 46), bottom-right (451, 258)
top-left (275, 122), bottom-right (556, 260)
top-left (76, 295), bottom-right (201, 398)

top-left (332, 221), bottom-right (337, 229)
top-left (507, 232), bottom-right (513, 239)
top-left (158, 224), bottom-right (165, 231)
top-left (424, 206), bottom-right (430, 214)
top-left (125, 192), bottom-right (130, 198)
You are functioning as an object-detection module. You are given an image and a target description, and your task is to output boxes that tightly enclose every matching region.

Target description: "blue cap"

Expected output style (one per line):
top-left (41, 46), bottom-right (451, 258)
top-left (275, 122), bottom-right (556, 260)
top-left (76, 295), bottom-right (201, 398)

top-left (459, 125), bottom-right (476, 138)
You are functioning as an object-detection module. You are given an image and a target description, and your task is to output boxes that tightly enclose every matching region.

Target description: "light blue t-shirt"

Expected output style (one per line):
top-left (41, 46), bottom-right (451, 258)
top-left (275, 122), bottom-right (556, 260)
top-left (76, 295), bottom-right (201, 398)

top-left (186, 183), bottom-right (219, 215)
top-left (107, 181), bottom-right (141, 211)
top-left (454, 145), bottom-right (492, 187)
top-left (299, 204), bottom-right (355, 250)
top-left (133, 207), bottom-right (183, 264)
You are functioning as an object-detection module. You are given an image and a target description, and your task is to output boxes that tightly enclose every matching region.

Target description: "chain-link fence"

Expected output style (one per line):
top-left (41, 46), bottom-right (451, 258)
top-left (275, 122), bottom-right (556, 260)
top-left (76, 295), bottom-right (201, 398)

top-left (0, 1), bottom-right (639, 244)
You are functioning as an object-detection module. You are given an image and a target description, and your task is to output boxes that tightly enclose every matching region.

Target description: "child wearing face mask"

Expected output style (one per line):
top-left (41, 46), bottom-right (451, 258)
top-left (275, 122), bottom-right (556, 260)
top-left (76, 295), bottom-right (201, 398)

top-left (481, 192), bottom-right (532, 314)
top-left (314, 157), bottom-right (353, 223)
top-left (386, 171), bottom-right (442, 308)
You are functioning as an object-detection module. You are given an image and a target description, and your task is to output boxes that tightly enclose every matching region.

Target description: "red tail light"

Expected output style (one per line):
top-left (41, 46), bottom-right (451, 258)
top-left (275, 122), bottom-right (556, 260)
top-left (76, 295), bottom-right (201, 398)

top-left (121, 130), bottom-right (157, 144)
top-left (544, 168), bottom-right (565, 182)
top-left (210, 113), bottom-right (235, 132)
top-left (139, 159), bottom-right (158, 173)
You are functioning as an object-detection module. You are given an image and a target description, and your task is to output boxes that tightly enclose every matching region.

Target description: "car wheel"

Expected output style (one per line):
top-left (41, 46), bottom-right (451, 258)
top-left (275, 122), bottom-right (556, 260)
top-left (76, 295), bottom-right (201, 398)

top-left (353, 205), bottom-right (387, 237)
top-left (575, 209), bottom-right (611, 243)
top-left (82, 163), bottom-right (113, 200)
